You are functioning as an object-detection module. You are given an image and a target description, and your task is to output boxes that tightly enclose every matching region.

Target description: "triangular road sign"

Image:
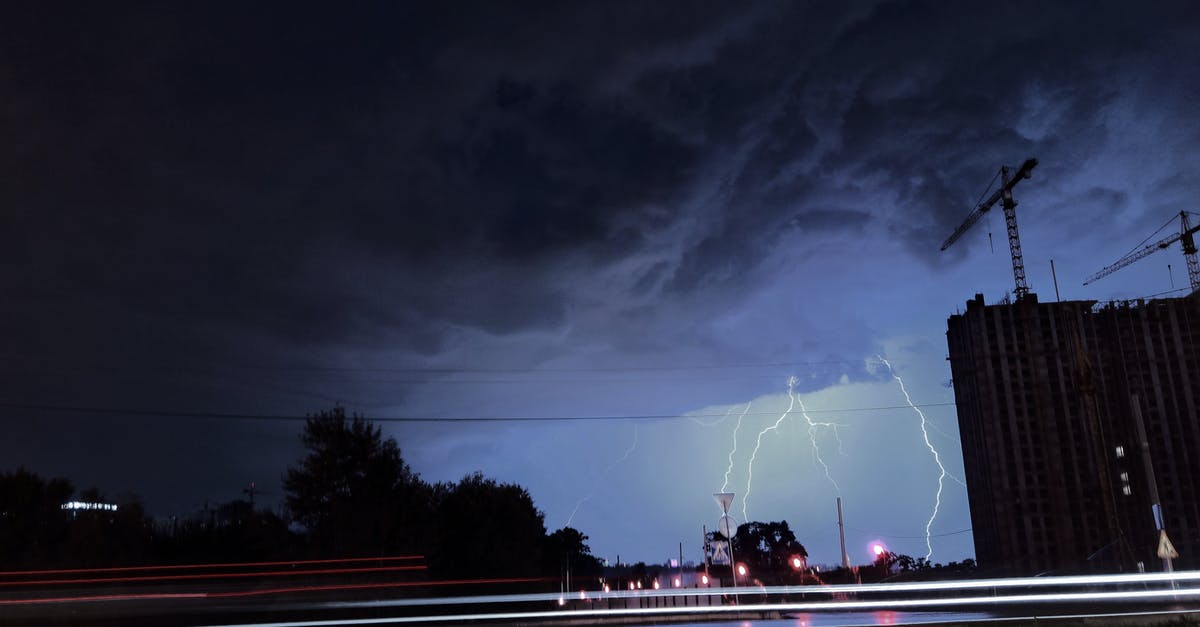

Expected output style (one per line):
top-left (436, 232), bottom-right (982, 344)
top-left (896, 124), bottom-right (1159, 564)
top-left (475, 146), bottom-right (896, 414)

top-left (711, 540), bottom-right (730, 565)
top-left (713, 492), bottom-right (735, 513)
top-left (1158, 529), bottom-right (1179, 559)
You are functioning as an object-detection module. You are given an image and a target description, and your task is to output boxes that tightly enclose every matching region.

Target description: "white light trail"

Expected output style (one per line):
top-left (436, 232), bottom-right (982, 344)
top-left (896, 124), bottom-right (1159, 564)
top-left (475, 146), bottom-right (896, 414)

top-left (204, 572), bottom-right (1200, 626)
top-left (742, 377), bottom-right (798, 521)
top-left (719, 402), bottom-right (751, 493)
top-left (564, 424), bottom-right (638, 528)
top-left (876, 355), bottom-right (962, 561)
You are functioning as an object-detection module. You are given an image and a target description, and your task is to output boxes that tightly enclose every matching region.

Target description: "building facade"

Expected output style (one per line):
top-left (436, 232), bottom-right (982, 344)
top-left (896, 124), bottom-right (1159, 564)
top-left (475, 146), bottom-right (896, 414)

top-left (947, 291), bottom-right (1200, 575)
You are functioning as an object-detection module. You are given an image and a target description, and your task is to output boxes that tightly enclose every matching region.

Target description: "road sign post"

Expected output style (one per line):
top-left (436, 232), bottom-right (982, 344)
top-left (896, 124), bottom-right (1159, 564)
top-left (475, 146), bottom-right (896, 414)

top-left (713, 492), bottom-right (738, 601)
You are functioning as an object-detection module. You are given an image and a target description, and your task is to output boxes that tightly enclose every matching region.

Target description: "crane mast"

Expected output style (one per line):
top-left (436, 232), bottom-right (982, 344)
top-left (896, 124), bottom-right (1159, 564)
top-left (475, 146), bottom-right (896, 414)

top-left (941, 158), bottom-right (1039, 301)
top-left (1084, 211), bottom-right (1200, 293)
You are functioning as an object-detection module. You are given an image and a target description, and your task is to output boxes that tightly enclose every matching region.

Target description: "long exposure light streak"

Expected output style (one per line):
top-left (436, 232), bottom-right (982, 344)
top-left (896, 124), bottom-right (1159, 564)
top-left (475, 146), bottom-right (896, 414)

top-left (323, 569), bottom-right (1200, 607)
top-left (200, 580), bottom-right (1200, 627)
top-left (876, 355), bottom-right (962, 561)
top-left (719, 402), bottom-right (751, 492)
top-left (0, 565), bottom-right (427, 588)
top-left (0, 555), bottom-right (424, 578)
top-left (0, 577), bottom-right (553, 607)
top-left (564, 424), bottom-right (638, 527)
top-left (742, 377), bottom-right (797, 521)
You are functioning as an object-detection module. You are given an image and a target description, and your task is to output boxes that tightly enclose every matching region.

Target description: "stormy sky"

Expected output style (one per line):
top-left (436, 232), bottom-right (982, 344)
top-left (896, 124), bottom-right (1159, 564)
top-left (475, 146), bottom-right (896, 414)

top-left (3, 1), bottom-right (1199, 567)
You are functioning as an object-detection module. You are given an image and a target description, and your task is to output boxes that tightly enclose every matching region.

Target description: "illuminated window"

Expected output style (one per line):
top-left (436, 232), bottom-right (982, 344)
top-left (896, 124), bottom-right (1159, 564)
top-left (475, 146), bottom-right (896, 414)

top-left (1123, 485), bottom-right (1133, 496)
top-left (1120, 472), bottom-right (1129, 482)
top-left (1115, 446), bottom-right (1125, 458)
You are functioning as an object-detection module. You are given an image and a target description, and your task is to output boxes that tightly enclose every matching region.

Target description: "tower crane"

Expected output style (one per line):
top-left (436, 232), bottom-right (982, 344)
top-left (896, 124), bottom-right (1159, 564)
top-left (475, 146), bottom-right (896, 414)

top-left (940, 158), bottom-right (1039, 301)
top-left (1083, 211), bottom-right (1200, 293)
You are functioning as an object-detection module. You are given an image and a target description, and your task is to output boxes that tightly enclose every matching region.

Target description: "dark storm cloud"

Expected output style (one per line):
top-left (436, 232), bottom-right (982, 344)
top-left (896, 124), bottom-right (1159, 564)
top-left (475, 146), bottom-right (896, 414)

top-left (3, 0), bottom-right (1198, 522)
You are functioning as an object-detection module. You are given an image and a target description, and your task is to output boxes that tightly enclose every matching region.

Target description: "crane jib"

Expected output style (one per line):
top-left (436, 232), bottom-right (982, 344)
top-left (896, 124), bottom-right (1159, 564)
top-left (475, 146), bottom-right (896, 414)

top-left (939, 158), bottom-right (1038, 253)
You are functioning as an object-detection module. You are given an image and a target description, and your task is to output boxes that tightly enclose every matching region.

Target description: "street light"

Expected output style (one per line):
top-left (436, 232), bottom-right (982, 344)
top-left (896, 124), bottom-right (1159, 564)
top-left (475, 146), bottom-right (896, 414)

top-left (790, 555), bottom-right (805, 570)
top-left (736, 563), bottom-right (748, 578)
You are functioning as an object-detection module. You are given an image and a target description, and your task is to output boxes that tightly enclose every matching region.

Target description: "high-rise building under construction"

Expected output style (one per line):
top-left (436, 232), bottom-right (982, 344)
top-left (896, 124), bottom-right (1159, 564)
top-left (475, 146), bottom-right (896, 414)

top-left (946, 291), bottom-right (1200, 575)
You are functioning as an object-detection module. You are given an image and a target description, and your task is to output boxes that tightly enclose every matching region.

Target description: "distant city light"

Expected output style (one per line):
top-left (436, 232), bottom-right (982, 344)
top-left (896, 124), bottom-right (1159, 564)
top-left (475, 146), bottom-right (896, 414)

top-left (61, 501), bottom-right (118, 512)
top-left (872, 543), bottom-right (886, 557)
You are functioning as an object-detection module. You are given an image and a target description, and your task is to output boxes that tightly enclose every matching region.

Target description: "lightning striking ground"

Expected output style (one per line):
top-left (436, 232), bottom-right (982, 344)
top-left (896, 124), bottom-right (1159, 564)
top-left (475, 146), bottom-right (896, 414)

top-left (742, 378), bottom-right (798, 522)
top-left (876, 355), bottom-right (961, 561)
top-left (564, 425), bottom-right (639, 528)
top-left (720, 402), bottom-right (752, 493)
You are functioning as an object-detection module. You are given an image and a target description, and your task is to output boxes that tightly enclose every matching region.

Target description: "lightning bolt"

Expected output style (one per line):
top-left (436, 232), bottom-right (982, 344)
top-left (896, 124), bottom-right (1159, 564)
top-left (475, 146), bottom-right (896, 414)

top-left (796, 394), bottom-right (843, 494)
top-left (564, 424), bottom-right (639, 528)
top-left (875, 355), bottom-right (962, 561)
top-left (720, 402), bottom-right (752, 493)
top-left (743, 377), bottom-right (798, 522)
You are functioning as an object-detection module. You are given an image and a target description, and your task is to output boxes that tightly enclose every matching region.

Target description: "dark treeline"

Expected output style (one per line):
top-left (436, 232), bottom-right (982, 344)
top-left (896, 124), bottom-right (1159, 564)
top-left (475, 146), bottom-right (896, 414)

top-left (0, 407), bottom-right (602, 581)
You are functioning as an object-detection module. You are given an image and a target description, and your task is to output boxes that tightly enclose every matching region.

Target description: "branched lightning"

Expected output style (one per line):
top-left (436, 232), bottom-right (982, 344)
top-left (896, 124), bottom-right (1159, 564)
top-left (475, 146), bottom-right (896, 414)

top-left (795, 395), bottom-right (843, 494)
top-left (564, 424), bottom-right (639, 528)
top-left (876, 354), bottom-right (963, 560)
top-left (720, 402), bottom-right (752, 493)
top-left (743, 377), bottom-right (798, 522)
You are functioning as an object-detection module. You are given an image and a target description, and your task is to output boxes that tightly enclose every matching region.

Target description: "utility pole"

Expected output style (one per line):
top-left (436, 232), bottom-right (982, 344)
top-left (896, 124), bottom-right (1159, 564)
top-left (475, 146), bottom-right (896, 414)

top-left (837, 497), bottom-right (850, 569)
top-left (1131, 394), bottom-right (1177, 572)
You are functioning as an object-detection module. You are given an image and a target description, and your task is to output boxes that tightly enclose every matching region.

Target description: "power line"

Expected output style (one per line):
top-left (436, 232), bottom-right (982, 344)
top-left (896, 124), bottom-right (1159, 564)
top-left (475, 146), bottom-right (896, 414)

top-left (0, 357), bottom-right (865, 376)
top-left (0, 401), bottom-right (958, 424)
top-left (846, 526), bottom-right (973, 540)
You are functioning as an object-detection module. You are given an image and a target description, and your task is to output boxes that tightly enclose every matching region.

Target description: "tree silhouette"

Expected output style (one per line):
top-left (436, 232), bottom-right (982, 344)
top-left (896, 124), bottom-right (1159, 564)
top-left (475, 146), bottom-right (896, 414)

top-left (543, 526), bottom-right (603, 579)
top-left (283, 407), bottom-right (429, 556)
top-left (430, 472), bottom-right (546, 578)
top-left (0, 467), bottom-right (73, 566)
top-left (730, 520), bottom-right (807, 581)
